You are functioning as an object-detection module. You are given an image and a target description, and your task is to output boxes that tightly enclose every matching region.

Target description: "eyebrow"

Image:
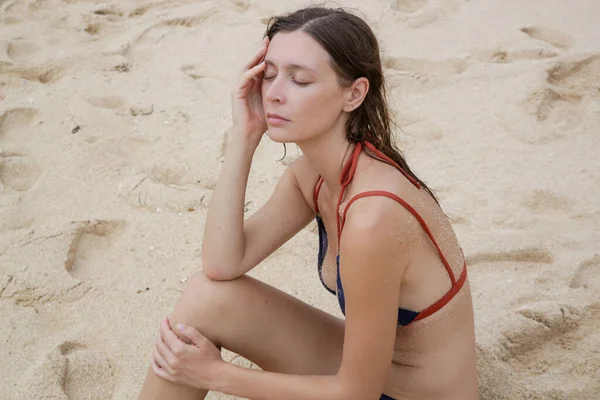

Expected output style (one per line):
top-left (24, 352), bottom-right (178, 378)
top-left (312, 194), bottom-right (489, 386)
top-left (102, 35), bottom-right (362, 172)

top-left (264, 60), bottom-right (319, 75)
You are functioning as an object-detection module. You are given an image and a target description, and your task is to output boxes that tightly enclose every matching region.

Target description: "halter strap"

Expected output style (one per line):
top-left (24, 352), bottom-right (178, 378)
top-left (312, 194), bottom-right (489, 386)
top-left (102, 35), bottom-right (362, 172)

top-left (336, 142), bottom-right (364, 246)
top-left (336, 140), bottom-right (421, 249)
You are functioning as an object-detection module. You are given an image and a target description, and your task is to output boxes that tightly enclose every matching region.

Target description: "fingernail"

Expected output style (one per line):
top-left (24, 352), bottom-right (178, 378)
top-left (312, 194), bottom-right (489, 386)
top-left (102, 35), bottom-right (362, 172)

top-left (262, 37), bottom-right (267, 44)
top-left (177, 324), bottom-right (185, 332)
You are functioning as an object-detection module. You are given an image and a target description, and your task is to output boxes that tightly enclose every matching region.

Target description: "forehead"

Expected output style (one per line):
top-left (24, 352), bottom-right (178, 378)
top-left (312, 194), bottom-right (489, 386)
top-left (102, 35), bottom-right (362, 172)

top-left (265, 30), bottom-right (331, 71)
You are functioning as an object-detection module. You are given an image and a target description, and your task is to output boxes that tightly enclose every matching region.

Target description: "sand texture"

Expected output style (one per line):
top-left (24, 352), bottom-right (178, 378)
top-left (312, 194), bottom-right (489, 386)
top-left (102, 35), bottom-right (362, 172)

top-left (1, 0), bottom-right (599, 399)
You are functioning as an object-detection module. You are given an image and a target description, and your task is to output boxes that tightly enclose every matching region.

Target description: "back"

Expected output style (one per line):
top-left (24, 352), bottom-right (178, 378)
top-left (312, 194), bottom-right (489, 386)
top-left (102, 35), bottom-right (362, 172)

top-left (305, 147), bottom-right (478, 399)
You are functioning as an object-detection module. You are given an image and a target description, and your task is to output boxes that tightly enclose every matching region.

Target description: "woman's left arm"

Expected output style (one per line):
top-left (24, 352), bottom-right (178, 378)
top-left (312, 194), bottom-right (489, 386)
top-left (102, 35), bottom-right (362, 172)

top-left (154, 199), bottom-right (413, 400)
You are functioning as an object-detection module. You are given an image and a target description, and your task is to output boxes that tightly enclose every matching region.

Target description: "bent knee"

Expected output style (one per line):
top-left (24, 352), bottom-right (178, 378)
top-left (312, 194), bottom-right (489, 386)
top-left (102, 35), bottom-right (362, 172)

top-left (172, 271), bottom-right (238, 320)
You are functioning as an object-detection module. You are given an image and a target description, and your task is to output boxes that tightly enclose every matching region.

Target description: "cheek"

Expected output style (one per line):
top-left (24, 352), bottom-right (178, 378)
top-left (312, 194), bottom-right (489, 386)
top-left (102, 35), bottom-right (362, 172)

top-left (300, 87), bottom-right (343, 124)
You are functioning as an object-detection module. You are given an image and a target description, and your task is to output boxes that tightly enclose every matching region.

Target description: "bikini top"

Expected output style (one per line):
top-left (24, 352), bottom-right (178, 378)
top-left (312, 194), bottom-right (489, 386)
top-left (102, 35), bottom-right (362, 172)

top-left (313, 140), bottom-right (467, 327)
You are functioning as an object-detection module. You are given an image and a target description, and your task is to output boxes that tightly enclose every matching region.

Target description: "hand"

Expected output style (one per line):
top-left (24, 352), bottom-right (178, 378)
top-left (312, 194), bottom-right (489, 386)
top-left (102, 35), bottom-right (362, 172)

top-left (151, 316), bottom-right (223, 390)
top-left (231, 36), bottom-right (270, 144)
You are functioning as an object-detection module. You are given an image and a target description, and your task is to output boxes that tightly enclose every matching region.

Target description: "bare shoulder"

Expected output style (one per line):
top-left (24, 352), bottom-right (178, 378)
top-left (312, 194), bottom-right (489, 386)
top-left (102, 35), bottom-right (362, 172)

top-left (342, 194), bottom-right (422, 255)
top-left (285, 155), bottom-right (320, 210)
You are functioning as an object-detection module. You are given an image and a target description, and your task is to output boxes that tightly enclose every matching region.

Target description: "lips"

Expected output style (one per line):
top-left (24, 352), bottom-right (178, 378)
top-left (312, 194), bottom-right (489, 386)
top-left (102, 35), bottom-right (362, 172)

top-left (267, 113), bottom-right (289, 121)
top-left (266, 113), bottom-right (290, 126)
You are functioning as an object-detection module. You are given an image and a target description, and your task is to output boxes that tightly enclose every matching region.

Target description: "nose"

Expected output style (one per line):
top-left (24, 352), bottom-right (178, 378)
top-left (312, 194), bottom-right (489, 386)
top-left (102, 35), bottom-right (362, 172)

top-left (263, 77), bottom-right (285, 104)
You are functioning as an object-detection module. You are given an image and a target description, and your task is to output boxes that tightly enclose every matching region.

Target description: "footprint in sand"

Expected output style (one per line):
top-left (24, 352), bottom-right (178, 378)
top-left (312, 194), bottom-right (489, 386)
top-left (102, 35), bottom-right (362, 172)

top-left (467, 247), bottom-right (553, 266)
top-left (384, 56), bottom-right (468, 75)
top-left (129, 3), bottom-right (154, 18)
top-left (122, 5), bottom-right (221, 61)
top-left (524, 53), bottom-right (599, 138)
top-left (1, 224), bottom-right (102, 307)
top-left (400, 119), bottom-right (444, 141)
top-left (520, 189), bottom-right (571, 213)
top-left (520, 26), bottom-right (574, 49)
top-left (86, 95), bottom-right (155, 118)
top-left (3, 1), bottom-right (28, 14)
top-left (569, 255), bottom-right (600, 290)
top-left (470, 48), bottom-right (559, 64)
top-left (83, 7), bottom-right (125, 36)
top-left (0, 107), bottom-right (39, 143)
top-left (0, 152), bottom-right (43, 192)
top-left (92, 7), bottom-right (124, 21)
top-left (386, 0), bottom-right (466, 29)
top-left (502, 302), bottom-right (581, 362)
top-left (64, 220), bottom-right (126, 281)
top-left (181, 64), bottom-right (225, 93)
top-left (6, 38), bottom-right (41, 63)
top-left (87, 95), bottom-right (130, 111)
top-left (502, 302), bottom-right (600, 398)
top-left (18, 340), bottom-right (115, 399)
top-left (84, 21), bottom-right (105, 36)
top-left (546, 54), bottom-right (600, 95)
top-left (119, 166), bottom-right (210, 213)
top-left (137, 11), bottom-right (219, 43)
top-left (6, 64), bottom-right (61, 84)
top-left (523, 54), bottom-right (600, 141)
top-left (181, 64), bottom-right (217, 81)
top-left (391, 0), bottom-right (428, 13)
top-left (128, 0), bottom-right (179, 18)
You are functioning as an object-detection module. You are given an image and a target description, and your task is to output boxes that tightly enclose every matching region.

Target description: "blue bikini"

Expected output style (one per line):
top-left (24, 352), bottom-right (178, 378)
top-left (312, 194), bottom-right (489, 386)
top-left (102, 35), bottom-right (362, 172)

top-left (313, 141), bottom-right (468, 400)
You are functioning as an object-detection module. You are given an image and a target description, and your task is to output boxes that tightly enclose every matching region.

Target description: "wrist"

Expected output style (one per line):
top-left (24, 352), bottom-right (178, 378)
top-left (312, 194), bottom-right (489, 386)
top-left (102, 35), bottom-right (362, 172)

top-left (225, 130), bottom-right (261, 156)
top-left (210, 359), bottom-right (233, 393)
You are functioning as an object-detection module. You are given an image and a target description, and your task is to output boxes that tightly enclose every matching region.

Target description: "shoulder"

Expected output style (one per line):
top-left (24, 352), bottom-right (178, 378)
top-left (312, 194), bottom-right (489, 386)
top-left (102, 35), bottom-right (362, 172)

top-left (341, 194), bottom-right (421, 261)
top-left (285, 155), bottom-right (320, 201)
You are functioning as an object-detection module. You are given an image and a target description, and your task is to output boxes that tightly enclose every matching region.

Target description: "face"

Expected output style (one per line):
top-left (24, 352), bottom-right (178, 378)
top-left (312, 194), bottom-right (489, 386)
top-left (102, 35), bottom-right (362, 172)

top-left (261, 30), bottom-right (347, 143)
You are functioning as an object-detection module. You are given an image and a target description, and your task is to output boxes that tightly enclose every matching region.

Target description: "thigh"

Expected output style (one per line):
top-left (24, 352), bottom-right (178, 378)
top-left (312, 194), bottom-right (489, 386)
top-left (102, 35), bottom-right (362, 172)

top-left (170, 271), bottom-right (345, 375)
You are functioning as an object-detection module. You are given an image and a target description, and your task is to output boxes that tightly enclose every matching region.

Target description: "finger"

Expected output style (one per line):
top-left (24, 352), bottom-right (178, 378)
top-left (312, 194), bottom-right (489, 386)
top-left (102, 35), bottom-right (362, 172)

top-left (243, 39), bottom-right (269, 71)
top-left (151, 355), bottom-right (174, 383)
top-left (156, 330), bottom-right (178, 364)
top-left (161, 317), bottom-right (185, 355)
top-left (152, 344), bottom-right (176, 376)
top-left (156, 322), bottom-right (177, 364)
top-left (176, 323), bottom-right (206, 346)
top-left (241, 61), bottom-right (267, 84)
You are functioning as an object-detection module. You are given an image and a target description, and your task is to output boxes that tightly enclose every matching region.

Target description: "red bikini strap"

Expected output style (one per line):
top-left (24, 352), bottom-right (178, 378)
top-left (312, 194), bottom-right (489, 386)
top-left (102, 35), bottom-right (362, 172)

top-left (340, 142), bottom-right (363, 188)
top-left (313, 176), bottom-right (324, 215)
top-left (336, 142), bottom-right (363, 247)
top-left (413, 263), bottom-right (467, 322)
top-left (340, 191), bottom-right (457, 285)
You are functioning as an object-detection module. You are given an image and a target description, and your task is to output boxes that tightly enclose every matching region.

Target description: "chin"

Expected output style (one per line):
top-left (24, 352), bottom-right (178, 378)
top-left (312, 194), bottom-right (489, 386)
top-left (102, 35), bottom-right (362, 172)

top-left (265, 126), bottom-right (297, 144)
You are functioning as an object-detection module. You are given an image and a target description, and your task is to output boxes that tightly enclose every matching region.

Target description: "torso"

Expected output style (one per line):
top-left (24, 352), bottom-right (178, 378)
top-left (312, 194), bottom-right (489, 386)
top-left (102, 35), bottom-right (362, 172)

top-left (295, 152), bottom-right (479, 400)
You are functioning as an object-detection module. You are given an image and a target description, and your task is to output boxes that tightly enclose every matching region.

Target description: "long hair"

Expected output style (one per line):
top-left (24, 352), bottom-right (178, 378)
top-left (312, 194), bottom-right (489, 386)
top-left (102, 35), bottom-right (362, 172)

top-left (265, 6), bottom-right (439, 204)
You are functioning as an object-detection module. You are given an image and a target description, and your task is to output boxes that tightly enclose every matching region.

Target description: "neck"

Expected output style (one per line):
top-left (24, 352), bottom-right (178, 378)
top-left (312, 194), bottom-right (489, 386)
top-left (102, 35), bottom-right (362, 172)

top-left (296, 122), bottom-right (355, 197)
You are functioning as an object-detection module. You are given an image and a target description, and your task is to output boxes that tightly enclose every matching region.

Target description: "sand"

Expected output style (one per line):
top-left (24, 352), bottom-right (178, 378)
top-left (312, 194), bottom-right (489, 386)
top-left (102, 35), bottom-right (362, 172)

top-left (1, 0), bottom-right (599, 399)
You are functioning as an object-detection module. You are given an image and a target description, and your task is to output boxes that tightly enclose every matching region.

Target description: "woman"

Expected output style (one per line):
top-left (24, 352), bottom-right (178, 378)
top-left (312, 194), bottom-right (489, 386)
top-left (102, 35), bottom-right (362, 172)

top-left (138, 6), bottom-right (478, 400)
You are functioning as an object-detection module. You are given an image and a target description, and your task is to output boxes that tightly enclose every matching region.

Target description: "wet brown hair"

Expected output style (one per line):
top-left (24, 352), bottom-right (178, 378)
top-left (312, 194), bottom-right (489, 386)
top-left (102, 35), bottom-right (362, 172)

top-left (265, 5), bottom-right (439, 204)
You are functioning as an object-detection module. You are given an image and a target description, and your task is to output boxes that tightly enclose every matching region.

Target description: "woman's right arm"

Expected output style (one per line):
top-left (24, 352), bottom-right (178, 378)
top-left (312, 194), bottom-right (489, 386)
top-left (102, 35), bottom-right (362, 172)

top-left (201, 141), bottom-right (315, 280)
top-left (201, 36), bottom-right (315, 280)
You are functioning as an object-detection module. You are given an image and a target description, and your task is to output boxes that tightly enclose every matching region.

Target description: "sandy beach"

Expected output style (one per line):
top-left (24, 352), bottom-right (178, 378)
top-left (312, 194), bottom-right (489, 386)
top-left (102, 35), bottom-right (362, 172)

top-left (1, 0), bottom-right (599, 398)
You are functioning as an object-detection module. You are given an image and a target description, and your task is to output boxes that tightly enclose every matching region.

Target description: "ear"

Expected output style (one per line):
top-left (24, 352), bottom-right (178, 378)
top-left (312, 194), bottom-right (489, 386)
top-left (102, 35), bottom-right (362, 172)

top-left (342, 77), bottom-right (369, 112)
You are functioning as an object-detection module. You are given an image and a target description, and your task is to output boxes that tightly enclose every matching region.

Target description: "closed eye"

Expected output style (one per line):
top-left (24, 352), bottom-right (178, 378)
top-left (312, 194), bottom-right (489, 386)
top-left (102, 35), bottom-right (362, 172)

top-left (263, 75), bottom-right (311, 86)
top-left (293, 79), bottom-right (311, 86)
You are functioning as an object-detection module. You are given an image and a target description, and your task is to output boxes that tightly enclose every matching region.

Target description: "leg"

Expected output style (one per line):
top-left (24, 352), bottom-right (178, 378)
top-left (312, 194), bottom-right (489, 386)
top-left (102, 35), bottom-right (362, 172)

top-left (138, 271), bottom-right (345, 399)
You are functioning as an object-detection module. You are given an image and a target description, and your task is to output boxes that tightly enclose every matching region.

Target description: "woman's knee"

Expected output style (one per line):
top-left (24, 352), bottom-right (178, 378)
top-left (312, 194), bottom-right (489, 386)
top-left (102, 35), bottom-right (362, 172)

top-left (171, 270), bottom-right (238, 328)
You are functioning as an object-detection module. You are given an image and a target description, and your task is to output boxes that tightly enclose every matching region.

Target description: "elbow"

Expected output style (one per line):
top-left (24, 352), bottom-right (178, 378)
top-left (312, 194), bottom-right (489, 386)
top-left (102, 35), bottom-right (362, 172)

top-left (201, 256), bottom-right (242, 281)
top-left (202, 266), bottom-right (227, 281)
